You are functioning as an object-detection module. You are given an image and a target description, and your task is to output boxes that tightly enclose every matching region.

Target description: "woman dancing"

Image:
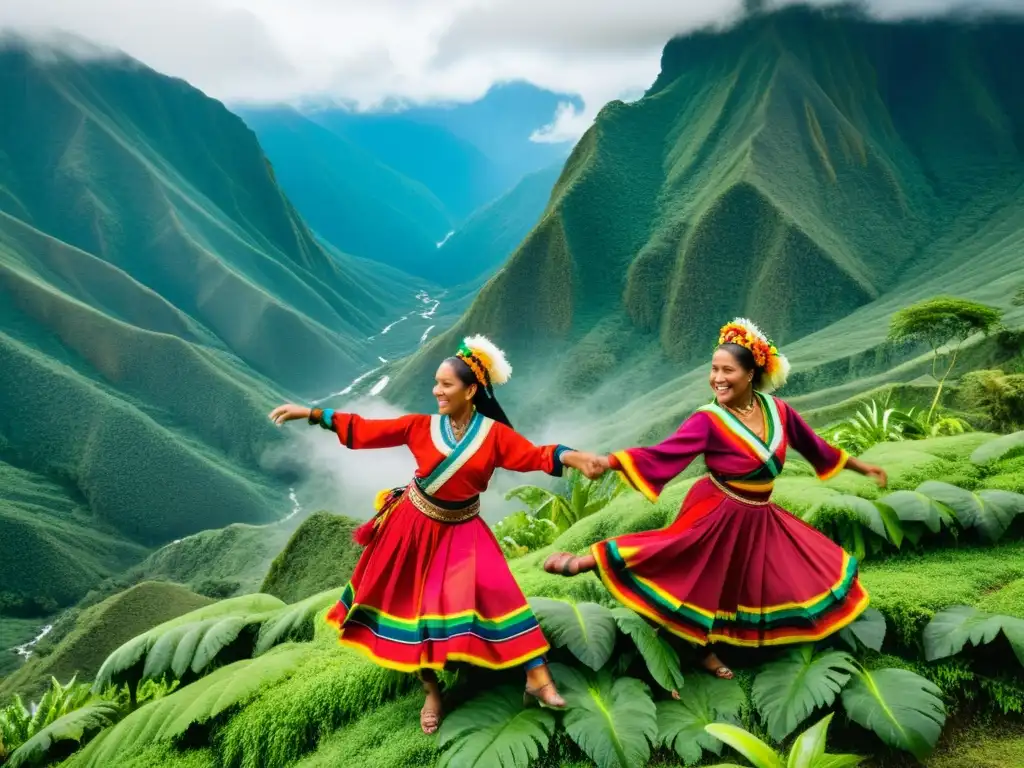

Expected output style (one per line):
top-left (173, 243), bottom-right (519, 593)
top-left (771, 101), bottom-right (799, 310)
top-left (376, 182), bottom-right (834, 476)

top-left (269, 335), bottom-right (598, 734)
top-left (543, 318), bottom-right (887, 683)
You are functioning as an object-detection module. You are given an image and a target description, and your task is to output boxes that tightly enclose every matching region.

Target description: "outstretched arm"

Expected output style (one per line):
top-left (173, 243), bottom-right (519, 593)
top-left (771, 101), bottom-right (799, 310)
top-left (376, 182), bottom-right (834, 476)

top-left (492, 424), bottom-right (599, 478)
top-left (782, 401), bottom-right (887, 487)
top-left (596, 412), bottom-right (711, 503)
top-left (268, 404), bottom-right (418, 449)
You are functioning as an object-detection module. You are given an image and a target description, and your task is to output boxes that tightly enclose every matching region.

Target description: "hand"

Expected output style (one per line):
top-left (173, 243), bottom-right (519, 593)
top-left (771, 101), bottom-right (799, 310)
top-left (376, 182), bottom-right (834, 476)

top-left (864, 464), bottom-right (887, 488)
top-left (582, 455), bottom-right (611, 480)
top-left (268, 403), bottom-right (312, 426)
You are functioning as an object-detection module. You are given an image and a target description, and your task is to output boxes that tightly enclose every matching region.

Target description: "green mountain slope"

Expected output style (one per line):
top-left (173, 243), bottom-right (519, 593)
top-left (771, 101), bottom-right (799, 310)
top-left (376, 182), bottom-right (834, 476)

top-left (436, 163), bottom-right (562, 282)
top-left (307, 110), bottom-right (506, 222)
top-left (236, 107), bottom-right (453, 281)
top-left (0, 42), bottom-right (429, 617)
top-left (380, 7), bottom-right (1024, 439)
top-left (0, 582), bottom-right (213, 701)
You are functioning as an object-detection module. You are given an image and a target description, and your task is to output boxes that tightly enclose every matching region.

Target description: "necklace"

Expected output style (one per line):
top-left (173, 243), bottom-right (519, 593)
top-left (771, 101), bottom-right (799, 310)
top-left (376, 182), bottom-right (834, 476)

top-left (727, 397), bottom-right (756, 417)
top-left (450, 412), bottom-right (473, 441)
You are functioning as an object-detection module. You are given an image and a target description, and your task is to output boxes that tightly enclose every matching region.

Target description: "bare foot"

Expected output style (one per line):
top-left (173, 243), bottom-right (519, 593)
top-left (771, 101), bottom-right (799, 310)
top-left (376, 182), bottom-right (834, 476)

top-left (524, 664), bottom-right (566, 708)
top-left (420, 674), bottom-right (443, 734)
top-left (702, 651), bottom-right (733, 680)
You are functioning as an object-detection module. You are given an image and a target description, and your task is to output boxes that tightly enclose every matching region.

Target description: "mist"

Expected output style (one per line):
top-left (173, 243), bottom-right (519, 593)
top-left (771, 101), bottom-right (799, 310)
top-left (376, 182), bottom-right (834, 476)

top-left (259, 397), bottom-right (595, 526)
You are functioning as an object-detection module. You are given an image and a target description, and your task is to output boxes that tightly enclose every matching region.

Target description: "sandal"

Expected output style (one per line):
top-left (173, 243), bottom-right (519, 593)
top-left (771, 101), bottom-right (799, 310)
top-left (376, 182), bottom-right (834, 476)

top-left (542, 552), bottom-right (579, 577)
top-left (524, 681), bottom-right (566, 709)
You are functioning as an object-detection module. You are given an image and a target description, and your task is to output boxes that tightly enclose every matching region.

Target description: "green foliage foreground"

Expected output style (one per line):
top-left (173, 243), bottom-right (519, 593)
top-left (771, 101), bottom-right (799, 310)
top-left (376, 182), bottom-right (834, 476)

top-left (1, 433), bottom-right (1022, 768)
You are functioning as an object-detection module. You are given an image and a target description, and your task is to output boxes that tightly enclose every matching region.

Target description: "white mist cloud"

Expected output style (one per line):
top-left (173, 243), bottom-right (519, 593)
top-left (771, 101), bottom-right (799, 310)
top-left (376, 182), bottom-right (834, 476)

top-left (1, 1), bottom-right (1021, 142)
top-left (258, 396), bottom-right (588, 525)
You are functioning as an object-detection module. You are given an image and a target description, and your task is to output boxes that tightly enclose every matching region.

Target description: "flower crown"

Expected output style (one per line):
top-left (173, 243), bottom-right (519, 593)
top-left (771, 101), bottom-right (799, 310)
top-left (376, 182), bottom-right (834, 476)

top-left (455, 334), bottom-right (512, 394)
top-left (717, 317), bottom-right (790, 393)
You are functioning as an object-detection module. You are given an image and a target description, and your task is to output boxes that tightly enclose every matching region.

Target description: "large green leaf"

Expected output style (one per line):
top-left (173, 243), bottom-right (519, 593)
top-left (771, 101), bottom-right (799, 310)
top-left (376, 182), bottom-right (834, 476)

top-left (703, 723), bottom-right (784, 768)
top-left (529, 597), bottom-right (618, 671)
top-left (826, 496), bottom-right (904, 547)
top-left (436, 685), bottom-right (556, 768)
top-left (876, 490), bottom-right (954, 534)
top-left (923, 605), bottom-right (1024, 666)
top-left (611, 608), bottom-right (686, 693)
top-left (838, 608), bottom-right (886, 653)
top-left (504, 485), bottom-right (561, 519)
top-left (784, 712), bottom-right (863, 768)
top-left (92, 593), bottom-right (285, 691)
top-left (915, 481), bottom-right (1024, 542)
top-left (656, 676), bottom-right (744, 765)
top-left (551, 663), bottom-right (657, 768)
top-left (72, 645), bottom-right (311, 768)
top-left (970, 430), bottom-right (1024, 465)
top-left (255, 588), bottom-right (340, 655)
top-left (7, 702), bottom-right (121, 768)
top-left (839, 667), bottom-right (946, 760)
top-left (752, 646), bottom-right (857, 742)
top-left (142, 615), bottom-right (252, 681)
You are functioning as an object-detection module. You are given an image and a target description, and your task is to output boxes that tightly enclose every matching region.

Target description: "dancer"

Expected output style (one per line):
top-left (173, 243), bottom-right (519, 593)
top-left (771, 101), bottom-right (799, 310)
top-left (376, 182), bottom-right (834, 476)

top-left (269, 335), bottom-right (599, 734)
top-left (543, 318), bottom-right (886, 684)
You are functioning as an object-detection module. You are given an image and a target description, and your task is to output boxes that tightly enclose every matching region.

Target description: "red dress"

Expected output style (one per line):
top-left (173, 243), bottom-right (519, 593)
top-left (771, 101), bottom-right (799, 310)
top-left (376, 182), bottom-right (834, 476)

top-left (321, 409), bottom-right (572, 672)
top-left (592, 392), bottom-right (869, 647)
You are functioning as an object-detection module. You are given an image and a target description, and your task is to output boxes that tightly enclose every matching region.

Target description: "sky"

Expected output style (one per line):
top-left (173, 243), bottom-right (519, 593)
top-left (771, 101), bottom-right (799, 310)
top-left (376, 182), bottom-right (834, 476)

top-left (1, 0), bottom-right (1022, 142)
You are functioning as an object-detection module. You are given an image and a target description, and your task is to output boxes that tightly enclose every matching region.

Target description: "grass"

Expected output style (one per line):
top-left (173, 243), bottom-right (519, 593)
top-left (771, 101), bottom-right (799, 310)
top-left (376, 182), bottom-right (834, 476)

top-left (260, 512), bottom-right (364, 604)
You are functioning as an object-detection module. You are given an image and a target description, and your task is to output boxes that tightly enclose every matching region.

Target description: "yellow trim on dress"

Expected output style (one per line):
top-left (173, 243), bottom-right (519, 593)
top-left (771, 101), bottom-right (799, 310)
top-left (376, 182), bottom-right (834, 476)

top-left (818, 449), bottom-right (849, 481)
top-left (613, 451), bottom-right (658, 503)
top-left (336, 636), bottom-right (550, 672)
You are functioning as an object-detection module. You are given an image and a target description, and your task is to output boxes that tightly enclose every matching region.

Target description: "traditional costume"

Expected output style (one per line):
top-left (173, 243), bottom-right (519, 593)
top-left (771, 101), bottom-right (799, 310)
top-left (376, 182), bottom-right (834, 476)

top-left (591, 319), bottom-right (869, 647)
top-left (317, 336), bottom-right (574, 672)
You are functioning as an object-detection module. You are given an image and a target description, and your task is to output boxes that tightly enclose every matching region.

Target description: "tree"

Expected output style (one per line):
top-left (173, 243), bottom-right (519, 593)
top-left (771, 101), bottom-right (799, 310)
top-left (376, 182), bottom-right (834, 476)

top-left (1013, 285), bottom-right (1024, 307)
top-left (887, 297), bottom-right (1003, 423)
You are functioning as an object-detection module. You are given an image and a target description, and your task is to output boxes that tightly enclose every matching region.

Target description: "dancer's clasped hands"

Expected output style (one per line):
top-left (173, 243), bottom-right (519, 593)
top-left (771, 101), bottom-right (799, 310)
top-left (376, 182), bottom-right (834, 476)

top-left (581, 454), bottom-right (611, 480)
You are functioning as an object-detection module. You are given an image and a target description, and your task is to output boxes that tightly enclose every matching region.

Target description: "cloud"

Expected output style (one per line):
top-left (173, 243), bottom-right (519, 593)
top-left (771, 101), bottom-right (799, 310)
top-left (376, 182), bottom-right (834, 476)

top-left (1, 0), bottom-right (1022, 142)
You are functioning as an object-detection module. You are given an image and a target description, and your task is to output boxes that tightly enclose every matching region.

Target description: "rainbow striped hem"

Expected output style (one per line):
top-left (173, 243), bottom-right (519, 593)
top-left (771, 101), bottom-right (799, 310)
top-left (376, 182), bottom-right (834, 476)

top-left (590, 540), bottom-right (869, 647)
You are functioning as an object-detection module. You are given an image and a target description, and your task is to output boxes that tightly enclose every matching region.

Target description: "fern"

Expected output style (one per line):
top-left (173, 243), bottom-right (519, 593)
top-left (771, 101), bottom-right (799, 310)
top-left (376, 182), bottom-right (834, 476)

top-left (72, 645), bottom-right (311, 767)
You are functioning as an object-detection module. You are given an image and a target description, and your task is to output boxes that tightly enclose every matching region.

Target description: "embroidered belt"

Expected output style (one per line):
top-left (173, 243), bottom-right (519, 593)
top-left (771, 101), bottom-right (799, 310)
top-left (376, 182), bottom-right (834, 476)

top-left (407, 482), bottom-right (481, 523)
top-left (708, 474), bottom-right (771, 506)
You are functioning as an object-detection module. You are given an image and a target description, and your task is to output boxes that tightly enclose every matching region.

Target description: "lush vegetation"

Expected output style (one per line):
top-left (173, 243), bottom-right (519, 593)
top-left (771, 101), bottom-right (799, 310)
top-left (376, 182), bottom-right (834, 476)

top-left (1, 425), bottom-right (1020, 768)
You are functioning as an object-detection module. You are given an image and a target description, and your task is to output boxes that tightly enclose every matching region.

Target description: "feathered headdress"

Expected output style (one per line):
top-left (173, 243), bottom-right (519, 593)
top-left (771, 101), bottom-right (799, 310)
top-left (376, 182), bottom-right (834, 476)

top-left (456, 334), bottom-right (512, 394)
top-left (718, 317), bottom-right (790, 393)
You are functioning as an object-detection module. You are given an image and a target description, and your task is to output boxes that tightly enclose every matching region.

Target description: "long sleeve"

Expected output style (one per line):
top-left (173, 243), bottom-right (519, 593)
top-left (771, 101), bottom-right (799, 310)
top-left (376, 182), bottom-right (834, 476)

top-left (315, 408), bottom-right (421, 450)
top-left (781, 400), bottom-right (848, 481)
top-left (493, 423), bottom-right (574, 477)
top-left (609, 411), bottom-right (710, 502)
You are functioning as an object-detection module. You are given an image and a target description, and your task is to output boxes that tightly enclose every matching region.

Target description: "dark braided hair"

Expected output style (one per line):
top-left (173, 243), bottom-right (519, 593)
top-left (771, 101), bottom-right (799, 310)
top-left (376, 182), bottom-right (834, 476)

top-left (444, 356), bottom-right (513, 428)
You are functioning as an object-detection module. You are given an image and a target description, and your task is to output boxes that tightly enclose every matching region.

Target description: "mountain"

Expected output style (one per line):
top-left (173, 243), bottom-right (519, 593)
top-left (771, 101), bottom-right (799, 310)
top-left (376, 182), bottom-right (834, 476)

top-left (307, 110), bottom-right (504, 222)
top-left (393, 81), bottom-right (578, 180)
top-left (379, 6), bottom-right (1024, 442)
top-left (320, 82), bottom-right (579, 205)
top-left (435, 162), bottom-right (563, 282)
top-left (235, 107), bottom-right (453, 281)
top-left (236, 83), bottom-right (576, 283)
top-left (0, 40), bottom-right (429, 617)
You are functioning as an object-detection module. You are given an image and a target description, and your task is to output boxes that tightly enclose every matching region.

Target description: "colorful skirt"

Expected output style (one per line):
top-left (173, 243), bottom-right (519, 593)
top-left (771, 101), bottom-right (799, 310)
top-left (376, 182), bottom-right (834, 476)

top-left (591, 477), bottom-right (869, 647)
top-left (325, 489), bottom-right (550, 672)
